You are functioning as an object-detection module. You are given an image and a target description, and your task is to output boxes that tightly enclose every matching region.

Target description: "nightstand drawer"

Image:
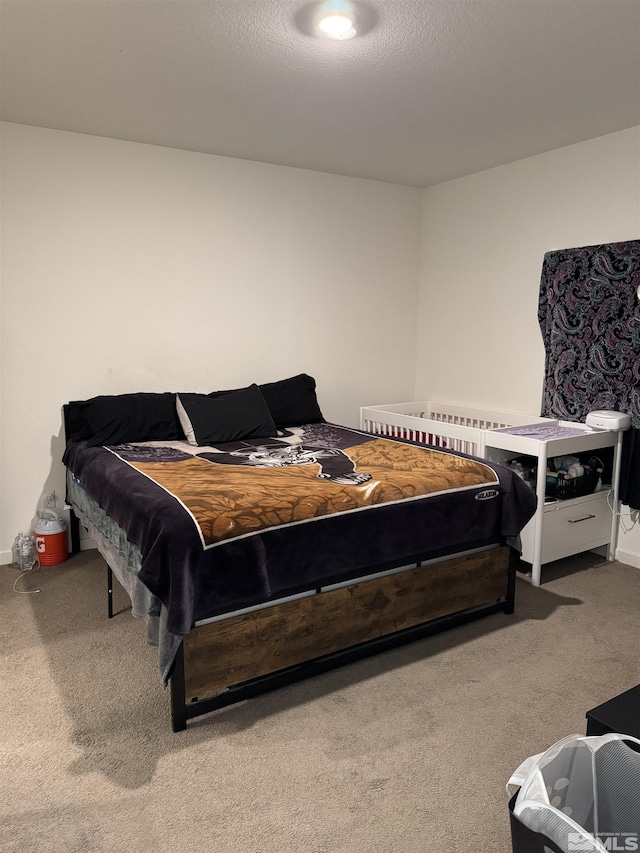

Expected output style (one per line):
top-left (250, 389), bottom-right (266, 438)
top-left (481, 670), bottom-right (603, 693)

top-left (521, 492), bottom-right (613, 565)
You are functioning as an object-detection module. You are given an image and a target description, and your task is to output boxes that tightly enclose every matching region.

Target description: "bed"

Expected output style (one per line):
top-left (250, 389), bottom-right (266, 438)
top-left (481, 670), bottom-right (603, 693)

top-left (62, 376), bottom-right (537, 731)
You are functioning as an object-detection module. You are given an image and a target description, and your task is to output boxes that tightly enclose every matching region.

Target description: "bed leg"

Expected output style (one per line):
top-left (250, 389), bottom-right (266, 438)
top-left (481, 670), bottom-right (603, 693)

top-left (505, 548), bottom-right (517, 615)
top-left (69, 507), bottom-right (81, 554)
top-left (107, 565), bottom-right (114, 619)
top-left (170, 643), bottom-right (187, 733)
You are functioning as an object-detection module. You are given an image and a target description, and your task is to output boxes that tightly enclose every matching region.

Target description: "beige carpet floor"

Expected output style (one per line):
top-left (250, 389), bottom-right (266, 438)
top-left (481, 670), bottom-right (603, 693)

top-left (1, 549), bottom-right (639, 853)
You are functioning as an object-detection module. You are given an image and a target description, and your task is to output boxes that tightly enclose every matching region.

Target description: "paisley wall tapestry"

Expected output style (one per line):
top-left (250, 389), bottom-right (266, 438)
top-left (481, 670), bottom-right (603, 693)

top-left (538, 240), bottom-right (640, 509)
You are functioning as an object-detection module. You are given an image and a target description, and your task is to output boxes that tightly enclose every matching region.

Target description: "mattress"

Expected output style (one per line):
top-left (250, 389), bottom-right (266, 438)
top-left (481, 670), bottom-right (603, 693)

top-left (64, 421), bottom-right (536, 637)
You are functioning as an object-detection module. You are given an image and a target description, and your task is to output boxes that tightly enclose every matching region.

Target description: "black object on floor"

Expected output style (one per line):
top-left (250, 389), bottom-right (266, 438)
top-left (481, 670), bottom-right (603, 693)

top-left (586, 683), bottom-right (640, 738)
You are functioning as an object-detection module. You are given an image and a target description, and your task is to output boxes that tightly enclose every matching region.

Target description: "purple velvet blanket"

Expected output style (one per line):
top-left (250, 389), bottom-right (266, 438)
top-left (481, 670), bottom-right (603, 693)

top-left (63, 423), bottom-right (536, 636)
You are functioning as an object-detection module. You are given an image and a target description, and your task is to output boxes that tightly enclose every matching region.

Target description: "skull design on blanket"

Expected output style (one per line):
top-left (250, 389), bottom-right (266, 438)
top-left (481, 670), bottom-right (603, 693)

top-left (198, 438), bottom-right (371, 486)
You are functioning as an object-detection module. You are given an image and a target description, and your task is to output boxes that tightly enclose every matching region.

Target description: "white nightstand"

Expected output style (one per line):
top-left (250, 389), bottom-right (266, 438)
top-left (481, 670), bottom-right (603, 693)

top-left (484, 421), bottom-right (623, 586)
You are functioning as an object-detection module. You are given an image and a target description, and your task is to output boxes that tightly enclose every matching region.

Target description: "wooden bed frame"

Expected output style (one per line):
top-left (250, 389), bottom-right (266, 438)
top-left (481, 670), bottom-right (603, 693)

top-left (69, 493), bottom-right (516, 731)
top-left (166, 544), bottom-right (516, 731)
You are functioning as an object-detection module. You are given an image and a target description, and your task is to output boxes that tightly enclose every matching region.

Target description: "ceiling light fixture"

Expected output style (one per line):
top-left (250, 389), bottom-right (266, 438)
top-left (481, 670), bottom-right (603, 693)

top-left (318, 13), bottom-right (356, 39)
top-left (317, 1), bottom-right (357, 40)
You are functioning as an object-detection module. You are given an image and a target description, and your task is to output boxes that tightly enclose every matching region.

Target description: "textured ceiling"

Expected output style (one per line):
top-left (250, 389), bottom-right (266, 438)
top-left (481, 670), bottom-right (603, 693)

top-left (1, 0), bottom-right (639, 187)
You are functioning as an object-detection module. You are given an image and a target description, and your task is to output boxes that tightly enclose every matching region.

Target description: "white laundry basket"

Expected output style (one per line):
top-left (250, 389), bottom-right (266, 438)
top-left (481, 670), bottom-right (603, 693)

top-left (507, 733), bottom-right (640, 853)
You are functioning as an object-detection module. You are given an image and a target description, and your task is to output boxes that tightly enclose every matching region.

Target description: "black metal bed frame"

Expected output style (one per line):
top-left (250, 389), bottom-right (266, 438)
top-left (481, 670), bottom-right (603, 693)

top-left (77, 519), bottom-right (516, 732)
top-left (168, 568), bottom-right (516, 732)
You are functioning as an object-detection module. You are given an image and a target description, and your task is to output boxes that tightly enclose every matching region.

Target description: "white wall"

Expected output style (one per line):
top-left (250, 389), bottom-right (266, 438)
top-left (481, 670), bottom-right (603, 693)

top-left (0, 122), bottom-right (421, 560)
top-left (416, 126), bottom-right (640, 566)
top-left (3, 122), bottom-right (639, 567)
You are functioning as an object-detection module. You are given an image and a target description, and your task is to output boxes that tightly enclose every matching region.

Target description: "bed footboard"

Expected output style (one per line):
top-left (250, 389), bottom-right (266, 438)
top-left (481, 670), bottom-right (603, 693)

top-left (170, 545), bottom-right (515, 731)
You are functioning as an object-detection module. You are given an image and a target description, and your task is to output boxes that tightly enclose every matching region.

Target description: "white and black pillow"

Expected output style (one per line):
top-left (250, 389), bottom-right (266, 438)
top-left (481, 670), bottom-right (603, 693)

top-left (205, 374), bottom-right (325, 429)
top-left (176, 385), bottom-right (277, 446)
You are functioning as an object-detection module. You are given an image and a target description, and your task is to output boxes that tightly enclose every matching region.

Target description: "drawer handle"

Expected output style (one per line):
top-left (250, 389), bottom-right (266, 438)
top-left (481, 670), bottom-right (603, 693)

top-left (567, 514), bottom-right (597, 524)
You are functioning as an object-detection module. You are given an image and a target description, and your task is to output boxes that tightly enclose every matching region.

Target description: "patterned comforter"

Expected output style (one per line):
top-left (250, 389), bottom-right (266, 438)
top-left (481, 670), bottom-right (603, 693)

top-left (63, 423), bottom-right (536, 636)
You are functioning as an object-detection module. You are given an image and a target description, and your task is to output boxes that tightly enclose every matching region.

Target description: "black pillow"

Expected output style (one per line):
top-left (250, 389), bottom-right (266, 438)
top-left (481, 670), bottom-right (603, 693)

top-left (258, 374), bottom-right (324, 427)
top-left (75, 393), bottom-right (181, 447)
top-left (66, 401), bottom-right (92, 442)
top-left (177, 385), bottom-right (277, 446)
